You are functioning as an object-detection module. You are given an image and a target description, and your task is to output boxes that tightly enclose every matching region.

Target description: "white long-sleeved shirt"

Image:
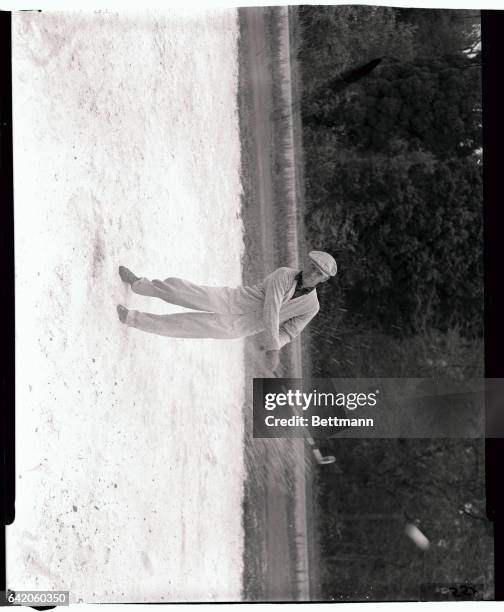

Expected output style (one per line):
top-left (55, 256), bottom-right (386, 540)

top-left (226, 267), bottom-right (320, 351)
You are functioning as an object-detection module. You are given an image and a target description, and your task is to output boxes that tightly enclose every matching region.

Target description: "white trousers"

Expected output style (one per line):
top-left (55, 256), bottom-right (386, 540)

top-left (125, 276), bottom-right (263, 339)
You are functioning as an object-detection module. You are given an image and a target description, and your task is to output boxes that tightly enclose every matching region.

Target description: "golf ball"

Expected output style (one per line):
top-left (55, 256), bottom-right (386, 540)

top-left (405, 523), bottom-right (430, 551)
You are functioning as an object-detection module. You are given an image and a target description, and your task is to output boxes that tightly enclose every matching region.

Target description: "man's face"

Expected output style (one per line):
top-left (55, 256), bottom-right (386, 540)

top-left (302, 260), bottom-right (330, 288)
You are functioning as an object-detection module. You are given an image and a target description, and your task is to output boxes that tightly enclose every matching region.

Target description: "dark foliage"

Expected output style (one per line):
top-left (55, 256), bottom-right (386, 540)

top-left (295, 5), bottom-right (490, 601)
top-left (299, 6), bottom-right (482, 337)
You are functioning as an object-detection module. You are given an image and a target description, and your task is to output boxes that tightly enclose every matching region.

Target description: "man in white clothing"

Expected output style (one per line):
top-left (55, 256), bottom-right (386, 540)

top-left (117, 250), bottom-right (337, 370)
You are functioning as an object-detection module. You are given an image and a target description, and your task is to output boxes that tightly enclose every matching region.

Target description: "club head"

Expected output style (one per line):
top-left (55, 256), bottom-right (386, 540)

top-left (318, 455), bottom-right (336, 465)
top-left (313, 449), bottom-right (336, 465)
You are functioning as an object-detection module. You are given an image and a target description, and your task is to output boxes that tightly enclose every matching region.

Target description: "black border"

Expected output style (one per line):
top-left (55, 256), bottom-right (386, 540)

top-left (482, 8), bottom-right (504, 603)
top-left (0, 6), bottom-right (14, 602)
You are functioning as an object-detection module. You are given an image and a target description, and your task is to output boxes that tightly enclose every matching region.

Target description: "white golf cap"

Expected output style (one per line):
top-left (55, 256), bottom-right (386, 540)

top-left (309, 250), bottom-right (337, 276)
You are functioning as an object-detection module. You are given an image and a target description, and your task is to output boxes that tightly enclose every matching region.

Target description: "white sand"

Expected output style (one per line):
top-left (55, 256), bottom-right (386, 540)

top-left (9, 9), bottom-right (245, 603)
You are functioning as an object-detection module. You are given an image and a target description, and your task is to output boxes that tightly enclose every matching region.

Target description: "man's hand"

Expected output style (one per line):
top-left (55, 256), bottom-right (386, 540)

top-left (264, 349), bottom-right (280, 372)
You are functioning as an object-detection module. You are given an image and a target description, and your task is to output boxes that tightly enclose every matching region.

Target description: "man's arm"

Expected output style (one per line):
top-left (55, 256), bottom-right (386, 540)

top-left (278, 307), bottom-right (320, 348)
top-left (263, 308), bottom-right (319, 371)
top-left (262, 268), bottom-right (291, 351)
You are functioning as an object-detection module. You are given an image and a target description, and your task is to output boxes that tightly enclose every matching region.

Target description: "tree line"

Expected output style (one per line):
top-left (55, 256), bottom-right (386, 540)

top-left (295, 6), bottom-right (490, 601)
top-left (298, 6), bottom-right (482, 338)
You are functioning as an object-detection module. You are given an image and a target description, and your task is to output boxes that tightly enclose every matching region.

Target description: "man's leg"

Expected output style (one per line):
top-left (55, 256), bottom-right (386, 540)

top-left (120, 306), bottom-right (242, 339)
top-left (130, 276), bottom-right (234, 314)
